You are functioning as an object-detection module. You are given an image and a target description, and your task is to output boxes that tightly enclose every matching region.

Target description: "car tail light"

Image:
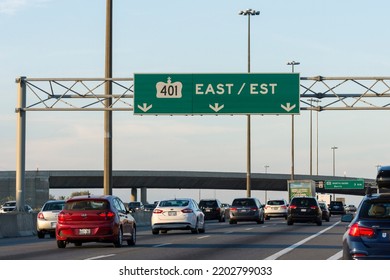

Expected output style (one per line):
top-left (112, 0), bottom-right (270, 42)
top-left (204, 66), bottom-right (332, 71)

top-left (98, 211), bottom-right (115, 219)
top-left (37, 212), bottom-right (45, 220)
top-left (265, 206), bottom-right (270, 209)
top-left (216, 207), bottom-right (221, 213)
top-left (153, 209), bottom-right (163, 214)
top-left (289, 205), bottom-right (297, 209)
top-left (230, 207), bottom-right (237, 211)
top-left (58, 211), bottom-right (66, 222)
top-left (281, 205), bottom-right (287, 209)
top-left (181, 208), bottom-right (193, 213)
top-left (348, 223), bottom-right (375, 238)
top-left (310, 206), bottom-right (318, 210)
top-left (251, 207), bottom-right (258, 211)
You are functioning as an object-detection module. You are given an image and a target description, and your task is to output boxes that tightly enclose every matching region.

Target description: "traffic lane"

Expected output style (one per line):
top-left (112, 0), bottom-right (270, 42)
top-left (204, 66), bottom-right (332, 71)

top-left (267, 218), bottom-right (345, 260)
top-left (108, 218), bottom-right (345, 260)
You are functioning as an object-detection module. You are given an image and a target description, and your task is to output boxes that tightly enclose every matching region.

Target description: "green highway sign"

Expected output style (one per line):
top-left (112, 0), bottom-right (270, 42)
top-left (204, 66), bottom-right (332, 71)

top-left (324, 179), bottom-right (365, 190)
top-left (134, 73), bottom-right (300, 115)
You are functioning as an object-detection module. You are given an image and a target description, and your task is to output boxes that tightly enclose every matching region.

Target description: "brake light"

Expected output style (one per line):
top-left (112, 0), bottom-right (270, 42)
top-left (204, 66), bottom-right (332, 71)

top-left (37, 212), bottom-right (45, 220)
top-left (181, 208), bottom-right (193, 213)
top-left (230, 207), bottom-right (237, 211)
top-left (98, 211), bottom-right (115, 219)
top-left (265, 206), bottom-right (270, 209)
top-left (281, 206), bottom-right (287, 209)
top-left (289, 205), bottom-right (297, 209)
top-left (250, 207), bottom-right (258, 211)
top-left (153, 209), bottom-right (163, 214)
top-left (348, 223), bottom-right (375, 238)
top-left (58, 211), bottom-right (66, 222)
top-left (216, 207), bottom-right (220, 212)
top-left (310, 206), bottom-right (318, 210)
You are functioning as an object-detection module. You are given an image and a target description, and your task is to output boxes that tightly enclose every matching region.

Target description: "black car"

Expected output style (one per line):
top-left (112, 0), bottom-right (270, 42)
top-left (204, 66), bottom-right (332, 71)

top-left (342, 192), bottom-right (390, 260)
top-left (319, 201), bottom-right (330, 222)
top-left (199, 199), bottom-right (226, 222)
top-left (229, 197), bottom-right (265, 224)
top-left (287, 196), bottom-right (322, 226)
top-left (329, 201), bottom-right (346, 215)
top-left (376, 165), bottom-right (390, 188)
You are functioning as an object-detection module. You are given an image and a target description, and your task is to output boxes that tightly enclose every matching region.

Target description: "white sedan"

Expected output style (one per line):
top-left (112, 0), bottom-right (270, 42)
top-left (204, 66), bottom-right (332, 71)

top-left (151, 198), bottom-right (205, 235)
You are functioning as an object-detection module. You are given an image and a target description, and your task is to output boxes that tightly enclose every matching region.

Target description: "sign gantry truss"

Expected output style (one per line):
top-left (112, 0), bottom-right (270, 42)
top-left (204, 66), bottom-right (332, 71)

top-left (16, 76), bottom-right (390, 112)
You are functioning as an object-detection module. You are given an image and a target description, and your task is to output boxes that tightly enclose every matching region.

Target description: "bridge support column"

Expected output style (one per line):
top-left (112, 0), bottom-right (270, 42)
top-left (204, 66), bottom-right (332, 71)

top-left (140, 187), bottom-right (147, 204)
top-left (130, 188), bottom-right (137, 202)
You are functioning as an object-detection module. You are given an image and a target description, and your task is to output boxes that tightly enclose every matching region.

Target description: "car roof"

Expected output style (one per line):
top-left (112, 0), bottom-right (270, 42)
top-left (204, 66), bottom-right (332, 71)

top-left (66, 195), bottom-right (115, 201)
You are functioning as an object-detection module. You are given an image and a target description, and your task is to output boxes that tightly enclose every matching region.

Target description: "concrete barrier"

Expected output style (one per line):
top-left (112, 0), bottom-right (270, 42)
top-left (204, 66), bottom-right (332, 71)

top-left (0, 211), bottom-right (151, 238)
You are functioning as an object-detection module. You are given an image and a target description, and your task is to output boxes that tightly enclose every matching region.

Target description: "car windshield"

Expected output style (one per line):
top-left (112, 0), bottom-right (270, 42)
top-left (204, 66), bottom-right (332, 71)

top-left (64, 199), bottom-right (109, 211)
top-left (159, 200), bottom-right (189, 207)
top-left (232, 199), bottom-right (256, 207)
top-left (359, 201), bottom-right (390, 219)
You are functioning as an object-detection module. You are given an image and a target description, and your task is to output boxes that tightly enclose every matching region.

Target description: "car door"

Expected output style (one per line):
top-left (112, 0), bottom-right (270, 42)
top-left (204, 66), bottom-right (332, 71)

top-left (114, 198), bottom-right (133, 238)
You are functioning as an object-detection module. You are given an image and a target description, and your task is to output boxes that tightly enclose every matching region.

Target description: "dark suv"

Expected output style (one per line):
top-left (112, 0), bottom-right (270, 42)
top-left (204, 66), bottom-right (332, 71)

top-left (341, 192), bottom-right (390, 259)
top-left (199, 199), bottom-right (226, 222)
top-left (329, 201), bottom-right (346, 215)
top-left (287, 196), bottom-right (322, 226)
top-left (229, 197), bottom-right (265, 224)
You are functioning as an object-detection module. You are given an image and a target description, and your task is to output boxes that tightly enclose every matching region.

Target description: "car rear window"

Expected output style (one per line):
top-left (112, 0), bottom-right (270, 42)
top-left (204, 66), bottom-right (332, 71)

top-left (43, 202), bottom-right (64, 211)
top-left (359, 201), bottom-right (390, 219)
top-left (232, 199), bottom-right (256, 207)
top-left (65, 199), bottom-right (109, 211)
top-left (199, 200), bottom-right (217, 207)
top-left (291, 198), bottom-right (317, 207)
top-left (267, 200), bottom-right (285, 206)
top-left (159, 200), bottom-right (189, 207)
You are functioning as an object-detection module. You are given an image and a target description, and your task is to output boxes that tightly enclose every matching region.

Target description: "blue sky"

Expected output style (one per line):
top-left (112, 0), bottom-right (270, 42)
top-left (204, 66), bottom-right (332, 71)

top-left (1, 0), bottom-right (390, 204)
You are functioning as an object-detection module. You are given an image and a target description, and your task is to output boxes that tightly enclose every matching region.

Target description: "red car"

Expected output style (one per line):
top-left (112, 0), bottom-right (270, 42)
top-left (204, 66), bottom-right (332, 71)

top-left (56, 195), bottom-right (136, 248)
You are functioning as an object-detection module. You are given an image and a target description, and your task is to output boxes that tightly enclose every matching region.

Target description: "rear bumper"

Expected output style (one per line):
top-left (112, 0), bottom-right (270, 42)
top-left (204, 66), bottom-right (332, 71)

top-left (152, 222), bottom-right (193, 230)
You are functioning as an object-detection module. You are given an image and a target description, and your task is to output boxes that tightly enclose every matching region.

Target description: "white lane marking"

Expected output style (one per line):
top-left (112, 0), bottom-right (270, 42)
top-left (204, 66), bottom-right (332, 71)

top-left (328, 250), bottom-right (343, 260)
top-left (197, 235), bottom-right (210, 239)
top-left (245, 228), bottom-right (253, 231)
top-left (225, 231), bottom-right (234, 234)
top-left (264, 221), bottom-right (341, 260)
top-left (85, 254), bottom-right (116, 260)
top-left (153, 243), bottom-right (172, 248)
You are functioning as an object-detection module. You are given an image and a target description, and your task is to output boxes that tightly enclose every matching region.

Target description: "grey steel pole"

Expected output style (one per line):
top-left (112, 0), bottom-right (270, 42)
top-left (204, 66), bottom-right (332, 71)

top-left (15, 76), bottom-right (26, 212)
top-left (246, 13), bottom-right (251, 198)
top-left (104, 0), bottom-right (113, 195)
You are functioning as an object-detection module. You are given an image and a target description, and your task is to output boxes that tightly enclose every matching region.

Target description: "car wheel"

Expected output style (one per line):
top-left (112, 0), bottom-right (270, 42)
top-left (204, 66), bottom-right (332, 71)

top-left (152, 229), bottom-right (159, 235)
top-left (199, 222), bottom-right (206, 233)
top-left (287, 217), bottom-right (293, 225)
top-left (57, 240), bottom-right (66, 249)
top-left (316, 219), bottom-right (322, 226)
top-left (113, 227), bottom-right (123, 248)
top-left (37, 231), bottom-right (45, 239)
top-left (127, 227), bottom-right (136, 246)
top-left (191, 220), bottom-right (199, 234)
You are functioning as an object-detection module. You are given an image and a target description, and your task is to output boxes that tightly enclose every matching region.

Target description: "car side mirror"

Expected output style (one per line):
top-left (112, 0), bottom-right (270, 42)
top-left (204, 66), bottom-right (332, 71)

top-left (341, 213), bottom-right (353, 223)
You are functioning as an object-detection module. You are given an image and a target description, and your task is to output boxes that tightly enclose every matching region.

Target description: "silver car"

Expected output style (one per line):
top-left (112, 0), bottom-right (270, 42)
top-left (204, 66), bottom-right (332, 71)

top-left (37, 200), bottom-right (65, 238)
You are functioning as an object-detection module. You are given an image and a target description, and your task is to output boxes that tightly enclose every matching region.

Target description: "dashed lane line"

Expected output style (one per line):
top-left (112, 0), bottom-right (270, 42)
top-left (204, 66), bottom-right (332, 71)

top-left (264, 221), bottom-right (341, 260)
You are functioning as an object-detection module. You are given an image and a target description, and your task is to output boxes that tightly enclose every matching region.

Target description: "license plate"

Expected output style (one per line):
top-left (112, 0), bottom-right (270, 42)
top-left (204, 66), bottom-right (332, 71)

top-left (272, 207), bottom-right (278, 210)
top-left (79, 228), bottom-right (91, 235)
top-left (168, 211), bottom-right (177, 216)
top-left (240, 209), bottom-right (248, 212)
top-left (301, 209), bottom-right (307, 212)
top-left (205, 209), bottom-right (211, 212)
top-left (51, 222), bottom-right (57, 228)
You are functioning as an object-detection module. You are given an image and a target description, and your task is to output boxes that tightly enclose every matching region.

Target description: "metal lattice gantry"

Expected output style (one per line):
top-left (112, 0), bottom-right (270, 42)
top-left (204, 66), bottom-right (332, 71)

top-left (300, 76), bottom-right (390, 111)
top-left (15, 76), bottom-right (390, 112)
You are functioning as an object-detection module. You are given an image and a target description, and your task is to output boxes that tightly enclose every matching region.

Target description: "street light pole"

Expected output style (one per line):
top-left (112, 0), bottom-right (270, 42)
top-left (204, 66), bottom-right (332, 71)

top-left (287, 61), bottom-right (300, 181)
top-left (239, 9), bottom-right (260, 198)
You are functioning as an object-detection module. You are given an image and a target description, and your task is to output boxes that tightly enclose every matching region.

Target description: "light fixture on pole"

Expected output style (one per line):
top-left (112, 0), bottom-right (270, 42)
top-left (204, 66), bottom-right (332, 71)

top-left (239, 8), bottom-right (260, 198)
top-left (331, 146), bottom-right (338, 176)
top-left (287, 61), bottom-right (300, 181)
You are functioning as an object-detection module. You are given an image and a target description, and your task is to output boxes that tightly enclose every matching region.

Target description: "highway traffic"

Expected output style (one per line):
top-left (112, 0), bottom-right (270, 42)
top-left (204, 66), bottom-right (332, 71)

top-left (0, 216), bottom-right (345, 260)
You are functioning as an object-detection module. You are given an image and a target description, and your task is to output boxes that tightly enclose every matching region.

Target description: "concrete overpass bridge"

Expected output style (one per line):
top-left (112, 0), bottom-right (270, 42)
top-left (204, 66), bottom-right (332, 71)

top-left (0, 170), bottom-right (376, 208)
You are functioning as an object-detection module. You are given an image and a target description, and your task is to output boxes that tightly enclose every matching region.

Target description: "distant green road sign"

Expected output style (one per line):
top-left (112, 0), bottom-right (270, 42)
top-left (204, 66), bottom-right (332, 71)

top-left (324, 179), bottom-right (365, 190)
top-left (134, 73), bottom-right (300, 115)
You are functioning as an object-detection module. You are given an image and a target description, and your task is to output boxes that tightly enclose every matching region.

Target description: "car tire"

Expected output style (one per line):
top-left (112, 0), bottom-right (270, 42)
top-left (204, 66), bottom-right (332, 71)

top-left (199, 222), bottom-right (206, 233)
top-left (127, 227), bottom-right (136, 246)
top-left (152, 229), bottom-right (159, 235)
top-left (287, 217), bottom-right (293, 225)
top-left (316, 219), bottom-right (322, 226)
top-left (113, 227), bottom-right (123, 248)
top-left (37, 231), bottom-right (45, 239)
top-left (57, 240), bottom-right (66, 248)
top-left (191, 220), bottom-right (199, 234)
